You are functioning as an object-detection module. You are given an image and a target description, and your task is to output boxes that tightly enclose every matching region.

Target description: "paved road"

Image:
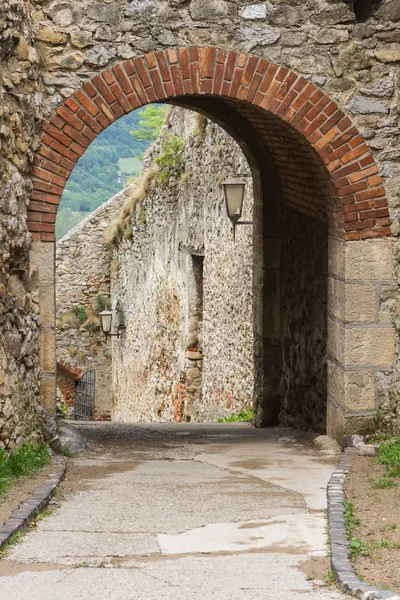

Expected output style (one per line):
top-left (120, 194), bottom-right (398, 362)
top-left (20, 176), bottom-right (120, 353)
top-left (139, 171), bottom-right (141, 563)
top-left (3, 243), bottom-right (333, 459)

top-left (0, 423), bottom-right (347, 599)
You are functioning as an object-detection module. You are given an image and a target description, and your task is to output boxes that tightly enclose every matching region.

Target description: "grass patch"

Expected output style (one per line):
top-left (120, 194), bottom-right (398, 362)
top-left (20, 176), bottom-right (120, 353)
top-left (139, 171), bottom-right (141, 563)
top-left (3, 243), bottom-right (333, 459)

top-left (156, 135), bottom-right (186, 184)
top-left (218, 407), bottom-right (253, 423)
top-left (378, 437), bottom-right (400, 478)
top-left (369, 476), bottom-right (397, 489)
top-left (343, 500), bottom-right (369, 558)
top-left (0, 442), bottom-right (50, 497)
top-left (0, 531), bottom-right (24, 557)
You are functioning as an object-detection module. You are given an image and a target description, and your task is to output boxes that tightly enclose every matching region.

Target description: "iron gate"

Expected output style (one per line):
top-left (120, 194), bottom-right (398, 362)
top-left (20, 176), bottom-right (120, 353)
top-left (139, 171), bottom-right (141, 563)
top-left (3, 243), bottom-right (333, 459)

top-left (73, 370), bottom-right (95, 421)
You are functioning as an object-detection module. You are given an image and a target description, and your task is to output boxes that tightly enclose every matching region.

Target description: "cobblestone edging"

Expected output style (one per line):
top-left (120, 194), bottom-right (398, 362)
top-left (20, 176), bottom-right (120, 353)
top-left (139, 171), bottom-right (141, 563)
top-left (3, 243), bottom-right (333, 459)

top-left (328, 449), bottom-right (400, 600)
top-left (0, 455), bottom-right (66, 551)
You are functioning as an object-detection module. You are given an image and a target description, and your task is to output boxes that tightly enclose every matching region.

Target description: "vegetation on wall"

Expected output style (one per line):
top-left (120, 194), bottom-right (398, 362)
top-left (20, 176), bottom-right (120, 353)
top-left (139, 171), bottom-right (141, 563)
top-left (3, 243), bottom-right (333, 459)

top-left (156, 135), bottom-right (186, 184)
top-left (57, 295), bottom-right (111, 332)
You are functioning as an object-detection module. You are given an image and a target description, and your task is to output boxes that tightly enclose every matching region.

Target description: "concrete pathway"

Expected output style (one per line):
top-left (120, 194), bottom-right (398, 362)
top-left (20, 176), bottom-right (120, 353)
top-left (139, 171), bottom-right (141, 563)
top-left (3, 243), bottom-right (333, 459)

top-left (0, 423), bottom-right (348, 599)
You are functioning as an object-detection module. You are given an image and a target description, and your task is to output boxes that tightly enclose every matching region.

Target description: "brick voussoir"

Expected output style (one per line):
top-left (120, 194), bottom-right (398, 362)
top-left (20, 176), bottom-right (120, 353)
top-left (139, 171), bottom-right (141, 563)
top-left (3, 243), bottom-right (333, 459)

top-left (28, 46), bottom-right (389, 240)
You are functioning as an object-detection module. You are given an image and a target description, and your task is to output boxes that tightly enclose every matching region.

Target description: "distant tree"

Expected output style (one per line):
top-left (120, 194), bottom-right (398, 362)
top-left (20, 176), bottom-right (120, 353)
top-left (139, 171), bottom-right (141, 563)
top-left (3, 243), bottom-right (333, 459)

top-left (130, 105), bottom-right (168, 141)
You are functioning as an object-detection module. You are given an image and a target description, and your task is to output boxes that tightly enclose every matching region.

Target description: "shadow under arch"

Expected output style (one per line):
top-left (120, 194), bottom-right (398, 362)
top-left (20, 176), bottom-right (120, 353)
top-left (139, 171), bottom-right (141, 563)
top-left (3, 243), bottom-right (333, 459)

top-left (29, 46), bottom-right (390, 436)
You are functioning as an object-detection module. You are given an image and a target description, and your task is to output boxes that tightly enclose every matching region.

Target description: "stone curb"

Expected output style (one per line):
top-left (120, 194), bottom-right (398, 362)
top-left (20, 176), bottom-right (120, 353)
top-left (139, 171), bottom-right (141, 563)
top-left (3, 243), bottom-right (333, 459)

top-left (0, 454), bottom-right (66, 552)
top-left (328, 448), bottom-right (400, 600)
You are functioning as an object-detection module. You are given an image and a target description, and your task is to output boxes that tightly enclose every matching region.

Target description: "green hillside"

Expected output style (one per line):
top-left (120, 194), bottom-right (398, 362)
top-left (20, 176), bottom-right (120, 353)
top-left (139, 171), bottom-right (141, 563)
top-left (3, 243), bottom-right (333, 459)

top-left (56, 108), bottom-right (152, 240)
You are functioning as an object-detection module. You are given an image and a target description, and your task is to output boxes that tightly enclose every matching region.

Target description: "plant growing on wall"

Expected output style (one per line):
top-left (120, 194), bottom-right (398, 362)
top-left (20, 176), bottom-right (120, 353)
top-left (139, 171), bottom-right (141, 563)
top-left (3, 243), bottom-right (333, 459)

top-left (156, 135), bottom-right (186, 184)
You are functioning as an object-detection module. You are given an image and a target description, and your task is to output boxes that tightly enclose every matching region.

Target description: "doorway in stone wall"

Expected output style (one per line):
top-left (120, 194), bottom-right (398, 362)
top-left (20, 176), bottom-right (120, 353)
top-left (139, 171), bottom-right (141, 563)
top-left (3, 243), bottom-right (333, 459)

top-left (54, 103), bottom-right (255, 425)
top-left (29, 47), bottom-right (392, 439)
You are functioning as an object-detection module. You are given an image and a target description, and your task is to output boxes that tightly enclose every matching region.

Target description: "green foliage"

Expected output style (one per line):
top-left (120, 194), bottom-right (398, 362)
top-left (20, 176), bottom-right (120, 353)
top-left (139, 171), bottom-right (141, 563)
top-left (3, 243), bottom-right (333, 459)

top-left (378, 437), bottom-right (400, 477)
top-left (349, 538), bottom-right (368, 559)
top-left (369, 476), bottom-right (397, 489)
top-left (57, 108), bottom-right (154, 240)
top-left (156, 135), bottom-right (186, 183)
top-left (344, 500), bottom-right (360, 539)
top-left (344, 500), bottom-right (370, 559)
top-left (70, 305), bottom-right (88, 324)
top-left (218, 407), bottom-right (254, 423)
top-left (0, 531), bottom-right (24, 557)
top-left (326, 570), bottom-right (337, 584)
top-left (130, 105), bottom-right (168, 142)
top-left (366, 431), bottom-right (391, 445)
top-left (0, 443), bottom-right (50, 496)
top-left (93, 295), bottom-right (111, 314)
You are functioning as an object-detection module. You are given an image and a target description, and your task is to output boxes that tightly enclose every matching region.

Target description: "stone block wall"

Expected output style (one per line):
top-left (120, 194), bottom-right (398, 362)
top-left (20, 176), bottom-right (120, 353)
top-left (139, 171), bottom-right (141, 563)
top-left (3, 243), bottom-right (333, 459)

top-left (55, 191), bottom-right (127, 417)
top-left (0, 1), bottom-right (56, 449)
top-left (111, 108), bottom-right (254, 422)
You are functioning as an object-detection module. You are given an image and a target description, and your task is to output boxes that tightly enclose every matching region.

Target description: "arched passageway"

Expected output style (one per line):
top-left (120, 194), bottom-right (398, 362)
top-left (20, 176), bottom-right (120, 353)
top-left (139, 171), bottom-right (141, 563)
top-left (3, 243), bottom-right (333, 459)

top-left (28, 47), bottom-right (393, 439)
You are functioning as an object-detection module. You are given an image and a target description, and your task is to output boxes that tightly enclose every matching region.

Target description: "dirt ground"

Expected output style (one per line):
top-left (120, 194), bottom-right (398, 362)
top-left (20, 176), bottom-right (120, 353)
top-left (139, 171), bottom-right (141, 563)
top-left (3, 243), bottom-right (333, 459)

top-left (345, 455), bottom-right (400, 594)
top-left (0, 463), bottom-right (57, 528)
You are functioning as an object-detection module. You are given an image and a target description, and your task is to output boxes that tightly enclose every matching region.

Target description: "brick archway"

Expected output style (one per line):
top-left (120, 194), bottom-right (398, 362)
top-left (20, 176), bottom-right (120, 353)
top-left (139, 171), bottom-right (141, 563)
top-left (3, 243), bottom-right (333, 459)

top-left (29, 46), bottom-right (394, 439)
top-left (29, 46), bottom-right (388, 242)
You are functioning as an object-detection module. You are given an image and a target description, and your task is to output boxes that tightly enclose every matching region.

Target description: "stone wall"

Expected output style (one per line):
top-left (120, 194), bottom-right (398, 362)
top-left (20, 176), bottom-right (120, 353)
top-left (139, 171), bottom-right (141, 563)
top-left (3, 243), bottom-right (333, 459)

top-left (56, 191), bottom-right (126, 417)
top-left (280, 210), bottom-right (328, 433)
top-left (0, 1), bottom-right (56, 449)
top-left (28, 0), bottom-right (400, 435)
top-left (1, 0), bottom-right (400, 440)
top-left (111, 108), bottom-right (254, 422)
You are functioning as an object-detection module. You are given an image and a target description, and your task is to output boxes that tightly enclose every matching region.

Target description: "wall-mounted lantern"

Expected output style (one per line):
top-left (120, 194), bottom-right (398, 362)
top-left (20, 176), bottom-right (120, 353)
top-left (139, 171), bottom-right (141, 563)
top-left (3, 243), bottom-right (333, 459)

top-left (223, 178), bottom-right (253, 241)
top-left (99, 300), bottom-right (126, 338)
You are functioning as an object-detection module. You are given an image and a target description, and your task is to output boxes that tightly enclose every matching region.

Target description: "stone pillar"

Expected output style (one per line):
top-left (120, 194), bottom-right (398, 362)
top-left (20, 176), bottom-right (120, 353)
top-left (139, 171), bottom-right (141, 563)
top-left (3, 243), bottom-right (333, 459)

top-left (327, 237), bottom-right (395, 440)
top-left (29, 241), bottom-right (57, 415)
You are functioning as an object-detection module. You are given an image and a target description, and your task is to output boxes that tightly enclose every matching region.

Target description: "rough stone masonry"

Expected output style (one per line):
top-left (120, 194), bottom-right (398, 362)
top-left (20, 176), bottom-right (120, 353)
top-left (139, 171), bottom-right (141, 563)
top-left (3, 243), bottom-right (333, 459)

top-left (1, 0), bottom-right (400, 443)
top-left (56, 108), bottom-right (255, 424)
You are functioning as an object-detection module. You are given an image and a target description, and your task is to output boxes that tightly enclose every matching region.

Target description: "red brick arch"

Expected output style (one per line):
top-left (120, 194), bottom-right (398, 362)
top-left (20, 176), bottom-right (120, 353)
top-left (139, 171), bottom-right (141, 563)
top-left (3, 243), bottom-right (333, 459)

top-left (29, 46), bottom-right (389, 242)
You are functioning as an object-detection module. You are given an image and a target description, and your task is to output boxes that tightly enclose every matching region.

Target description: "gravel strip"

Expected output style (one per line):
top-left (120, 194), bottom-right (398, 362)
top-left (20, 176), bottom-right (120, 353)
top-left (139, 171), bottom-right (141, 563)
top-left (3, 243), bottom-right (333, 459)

top-left (328, 448), bottom-right (400, 600)
top-left (0, 455), bottom-right (66, 551)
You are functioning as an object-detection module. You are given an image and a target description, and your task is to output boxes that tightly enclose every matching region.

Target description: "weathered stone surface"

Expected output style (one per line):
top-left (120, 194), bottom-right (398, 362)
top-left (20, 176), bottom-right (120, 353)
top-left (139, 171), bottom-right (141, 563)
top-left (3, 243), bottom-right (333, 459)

top-left (86, 4), bottom-right (119, 23)
top-left (375, 47), bottom-right (400, 63)
top-left (354, 442), bottom-right (378, 456)
top-left (126, 0), bottom-right (158, 18)
top-left (238, 25), bottom-right (281, 51)
top-left (375, 1), bottom-right (400, 23)
top-left (109, 110), bottom-right (254, 423)
top-left (84, 45), bottom-right (116, 67)
top-left (56, 421), bottom-right (88, 454)
top-left (52, 51), bottom-right (84, 70)
top-left (345, 239), bottom-right (393, 280)
top-left (342, 434), bottom-right (364, 448)
top-left (344, 371), bottom-right (376, 412)
top-left (70, 29), bottom-right (93, 48)
top-left (241, 4), bottom-right (267, 20)
top-left (39, 331), bottom-right (56, 373)
top-left (345, 284), bottom-right (376, 323)
top-left (327, 319), bottom-right (345, 364)
top-left (43, 71), bottom-right (81, 88)
top-left (56, 194), bottom-right (122, 418)
top-left (190, 0), bottom-right (229, 21)
top-left (346, 328), bottom-right (395, 367)
top-left (345, 95), bottom-right (390, 115)
top-left (308, 27), bottom-right (349, 44)
top-left (360, 79), bottom-right (395, 98)
top-left (35, 27), bottom-right (68, 45)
